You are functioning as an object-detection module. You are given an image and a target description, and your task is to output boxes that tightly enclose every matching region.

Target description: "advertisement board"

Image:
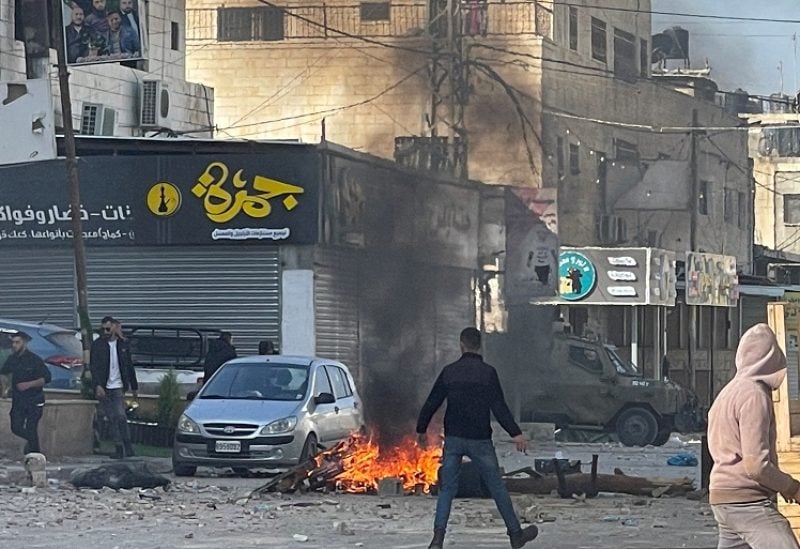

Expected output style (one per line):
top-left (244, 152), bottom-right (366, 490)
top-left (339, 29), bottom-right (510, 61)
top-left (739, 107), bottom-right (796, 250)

top-left (504, 187), bottom-right (559, 305)
top-left (686, 252), bottom-right (738, 307)
top-left (62, 0), bottom-right (144, 65)
top-left (0, 151), bottom-right (320, 246)
top-left (554, 247), bottom-right (677, 306)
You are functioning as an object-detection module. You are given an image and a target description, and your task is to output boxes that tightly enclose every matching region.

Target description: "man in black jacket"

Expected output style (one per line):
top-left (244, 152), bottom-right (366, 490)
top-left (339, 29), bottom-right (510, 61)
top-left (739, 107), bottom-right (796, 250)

top-left (0, 331), bottom-right (51, 455)
top-left (417, 327), bottom-right (538, 549)
top-left (203, 332), bottom-right (237, 382)
top-left (90, 317), bottom-right (138, 459)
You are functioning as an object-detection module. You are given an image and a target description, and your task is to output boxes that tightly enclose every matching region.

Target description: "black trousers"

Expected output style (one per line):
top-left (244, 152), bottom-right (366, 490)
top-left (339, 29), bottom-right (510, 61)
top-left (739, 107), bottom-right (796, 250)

top-left (10, 399), bottom-right (44, 454)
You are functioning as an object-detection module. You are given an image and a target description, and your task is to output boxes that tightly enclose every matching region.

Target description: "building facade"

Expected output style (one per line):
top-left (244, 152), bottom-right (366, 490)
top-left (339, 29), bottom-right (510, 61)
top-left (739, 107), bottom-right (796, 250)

top-left (185, 0), bottom-right (752, 398)
top-left (1, 0), bottom-right (213, 140)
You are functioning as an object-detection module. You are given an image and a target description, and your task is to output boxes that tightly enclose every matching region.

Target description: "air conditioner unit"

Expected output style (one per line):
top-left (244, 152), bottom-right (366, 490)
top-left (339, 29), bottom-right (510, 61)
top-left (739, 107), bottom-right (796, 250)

top-left (139, 79), bottom-right (171, 129)
top-left (80, 103), bottom-right (117, 136)
top-left (597, 214), bottom-right (627, 244)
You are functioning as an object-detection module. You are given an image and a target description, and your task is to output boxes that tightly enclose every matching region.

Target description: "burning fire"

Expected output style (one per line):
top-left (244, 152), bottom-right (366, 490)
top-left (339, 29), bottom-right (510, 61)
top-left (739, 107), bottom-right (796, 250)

top-left (313, 433), bottom-right (442, 494)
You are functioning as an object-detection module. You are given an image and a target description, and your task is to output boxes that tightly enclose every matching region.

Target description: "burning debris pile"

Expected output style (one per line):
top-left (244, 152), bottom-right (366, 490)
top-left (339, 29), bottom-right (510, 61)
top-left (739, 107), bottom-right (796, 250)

top-left (251, 435), bottom-right (696, 501)
top-left (252, 433), bottom-right (442, 496)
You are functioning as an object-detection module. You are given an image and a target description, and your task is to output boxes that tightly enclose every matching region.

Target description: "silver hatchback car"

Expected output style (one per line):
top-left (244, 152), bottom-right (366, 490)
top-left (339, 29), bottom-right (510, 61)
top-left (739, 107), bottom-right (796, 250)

top-left (172, 356), bottom-right (364, 476)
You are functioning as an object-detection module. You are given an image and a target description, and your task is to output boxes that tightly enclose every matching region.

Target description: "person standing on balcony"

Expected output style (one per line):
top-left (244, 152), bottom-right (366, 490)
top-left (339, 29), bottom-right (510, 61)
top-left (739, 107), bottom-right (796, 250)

top-left (0, 331), bottom-right (51, 455)
top-left (708, 323), bottom-right (800, 548)
top-left (91, 317), bottom-right (138, 459)
top-left (416, 327), bottom-right (539, 549)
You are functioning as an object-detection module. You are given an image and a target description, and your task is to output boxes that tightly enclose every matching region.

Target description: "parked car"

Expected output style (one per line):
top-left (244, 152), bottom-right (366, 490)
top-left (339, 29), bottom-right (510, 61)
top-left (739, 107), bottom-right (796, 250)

top-left (0, 319), bottom-right (83, 390)
top-left (172, 356), bottom-right (363, 476)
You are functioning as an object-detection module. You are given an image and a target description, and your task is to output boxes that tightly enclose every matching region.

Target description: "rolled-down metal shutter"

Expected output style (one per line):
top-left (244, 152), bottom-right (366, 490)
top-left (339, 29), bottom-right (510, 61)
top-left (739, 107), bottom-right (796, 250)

top-left (740, 295), bottom-right (769, 333)
top-left (434, 267), bottom-right (476, 370)
top-left (0, 248), bottom-right (75, 328)
top-left (314, 246), bottom-right (360, 379)
top-left (85, 247), bottom-right (280, 354)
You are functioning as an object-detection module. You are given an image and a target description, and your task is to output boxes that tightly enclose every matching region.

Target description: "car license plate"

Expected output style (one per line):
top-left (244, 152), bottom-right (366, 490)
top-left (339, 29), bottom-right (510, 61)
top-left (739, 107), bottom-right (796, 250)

top-left (215, 440), bottom-right (241, 453)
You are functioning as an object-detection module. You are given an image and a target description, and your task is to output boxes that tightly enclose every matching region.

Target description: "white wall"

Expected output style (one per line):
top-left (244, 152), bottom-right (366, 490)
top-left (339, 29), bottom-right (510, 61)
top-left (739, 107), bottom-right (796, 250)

top-left (281, 269), bottom-right (315, 356)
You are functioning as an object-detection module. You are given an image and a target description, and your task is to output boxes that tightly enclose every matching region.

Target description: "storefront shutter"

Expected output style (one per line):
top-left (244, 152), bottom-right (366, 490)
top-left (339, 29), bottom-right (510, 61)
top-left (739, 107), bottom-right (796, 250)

top-left (0, 248), bottom-right (76, 328)
top-left (314, 246), bottom-right (360, 380)
top-left (85, 246), bottom-right (280, 354)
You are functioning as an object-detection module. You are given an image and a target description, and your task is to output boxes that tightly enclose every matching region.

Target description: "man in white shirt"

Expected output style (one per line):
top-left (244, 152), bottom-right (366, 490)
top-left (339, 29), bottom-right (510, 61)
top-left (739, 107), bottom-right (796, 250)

top-left (90, 316), bottom-right (138, 459)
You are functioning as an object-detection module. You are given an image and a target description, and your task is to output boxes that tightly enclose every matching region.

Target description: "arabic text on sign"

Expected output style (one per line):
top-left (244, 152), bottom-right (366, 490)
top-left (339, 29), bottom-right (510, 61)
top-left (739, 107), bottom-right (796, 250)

top-left (607, 286), bottom-right (637, 297)
top-left (191, 161), bottom-right (304, 224)
top-left (0, 204), bottom-right (131, 225)
top-left (607, 256), bottom-right (637, 267)
top-left (608, 271), bottom-right (637, 282)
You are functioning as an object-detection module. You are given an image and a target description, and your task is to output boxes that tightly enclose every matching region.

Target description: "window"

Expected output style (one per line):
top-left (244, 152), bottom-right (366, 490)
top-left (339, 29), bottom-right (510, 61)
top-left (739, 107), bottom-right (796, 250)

top-left (614, 138), bottom-right (638, 161)
top-left (698, 180), bottom-right (710, 215)
top-left (360, 2), bottom-right (390, 21)
top-left (591, 17), bottom-right (607, 62)
top-left (569, 143), bottom-right (580, 175)
top-left (724, 188), bottom-right (736, 224)
top-left (171, 22), bottom-right (180, 51)
top-left (738, 191), bottom-right (747, 228)
top-left (217, 7), bottom-right (285, 42)
top-left (568, 346), bottom-right (603, 373)
top-left (325, 366), bottom-right (353, 399)
top-left (784, 194), bottom-right (800, 225)
top-left (640, 38), bottom-right (649, 77)
top-left (613, 28), bottom-right (637, 81)
top-left (556, 136), bottom-right (565, 178)
top-left (597, 151), bottom-right (607, 209)
top-left (313, 366), bottom-right (333, 397)
top-left (568, 7), bottom-right (578, 51)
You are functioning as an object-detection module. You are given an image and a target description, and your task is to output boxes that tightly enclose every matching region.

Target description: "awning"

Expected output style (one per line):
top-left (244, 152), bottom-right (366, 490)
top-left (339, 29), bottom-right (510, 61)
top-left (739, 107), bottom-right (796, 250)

top-left (738, 285), bottom-right (784, 297)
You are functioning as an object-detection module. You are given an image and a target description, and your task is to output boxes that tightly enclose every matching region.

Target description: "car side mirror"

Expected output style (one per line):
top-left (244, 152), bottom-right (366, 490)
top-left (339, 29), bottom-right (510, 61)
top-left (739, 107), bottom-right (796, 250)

top-left (314, 392), bottom-right (335, 405)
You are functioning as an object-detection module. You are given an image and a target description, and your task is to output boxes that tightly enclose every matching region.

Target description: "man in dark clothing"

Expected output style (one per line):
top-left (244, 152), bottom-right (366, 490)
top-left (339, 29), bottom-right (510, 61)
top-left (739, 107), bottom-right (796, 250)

top-left (417, 327), bottom-right (539, 549)
top-left (90, 317), bottom-right (138, 459)
top-left (0, 331), bottom-right (51, 454)
top-left (203, 332), bottom-right (237, 382)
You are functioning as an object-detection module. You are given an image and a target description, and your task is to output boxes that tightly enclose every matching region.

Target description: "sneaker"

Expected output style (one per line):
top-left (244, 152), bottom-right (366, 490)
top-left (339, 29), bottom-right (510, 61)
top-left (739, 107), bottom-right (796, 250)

top-left (428, 529), bottom-right (445, 549)
top-left (509, 525), bottom-right (539, 549)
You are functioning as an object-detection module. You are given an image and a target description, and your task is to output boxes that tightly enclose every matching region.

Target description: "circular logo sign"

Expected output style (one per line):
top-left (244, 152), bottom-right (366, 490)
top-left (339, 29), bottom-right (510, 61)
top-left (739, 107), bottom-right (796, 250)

top-left (559, 251), bottom-right (597, 301)
top-left (146, 182), bottom-right (182, 217)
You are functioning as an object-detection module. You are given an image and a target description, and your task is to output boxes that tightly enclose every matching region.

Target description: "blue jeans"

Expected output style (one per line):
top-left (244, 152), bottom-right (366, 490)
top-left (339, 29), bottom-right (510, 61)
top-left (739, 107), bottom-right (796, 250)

top-left (434, 436), bottom-right (522, 534)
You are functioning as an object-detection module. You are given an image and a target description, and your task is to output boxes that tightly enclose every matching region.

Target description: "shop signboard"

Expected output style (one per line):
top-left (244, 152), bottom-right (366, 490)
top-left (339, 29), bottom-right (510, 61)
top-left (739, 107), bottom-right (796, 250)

top-left (504, 187), bottom-right (559, 305)
top-left (686, 252), bottom-right (738, 307)
top-left (552, 247), bottom-right (676, 305)
top-left (0, 151), bottom-right (320, 246)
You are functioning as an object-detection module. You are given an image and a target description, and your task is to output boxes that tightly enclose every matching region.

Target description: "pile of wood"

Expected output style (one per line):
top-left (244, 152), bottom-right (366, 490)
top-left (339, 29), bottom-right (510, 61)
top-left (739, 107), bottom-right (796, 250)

top-left (250, 449), bottom-right (695, 500)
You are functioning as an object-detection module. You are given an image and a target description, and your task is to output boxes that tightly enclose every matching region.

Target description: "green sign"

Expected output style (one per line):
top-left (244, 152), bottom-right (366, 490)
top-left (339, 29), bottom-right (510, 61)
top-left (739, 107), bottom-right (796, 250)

top-left (559, 250), bottom-right (597, 301)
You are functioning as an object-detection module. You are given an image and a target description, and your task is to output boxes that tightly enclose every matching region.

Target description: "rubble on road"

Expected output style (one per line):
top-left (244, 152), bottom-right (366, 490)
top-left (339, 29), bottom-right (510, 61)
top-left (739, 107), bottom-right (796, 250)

top-left (69, 462), bottom-right (170, 490)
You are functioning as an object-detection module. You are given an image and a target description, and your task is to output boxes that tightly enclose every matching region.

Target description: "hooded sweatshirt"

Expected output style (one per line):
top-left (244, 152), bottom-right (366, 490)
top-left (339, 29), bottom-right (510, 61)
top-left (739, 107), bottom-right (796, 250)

top-left (708, 323), bottom-right (800, 505)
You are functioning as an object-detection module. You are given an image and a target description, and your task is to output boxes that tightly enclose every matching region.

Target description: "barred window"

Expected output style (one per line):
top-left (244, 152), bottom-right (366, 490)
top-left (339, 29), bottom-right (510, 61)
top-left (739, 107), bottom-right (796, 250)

top-left (217, 7), bottom-right (285, 42)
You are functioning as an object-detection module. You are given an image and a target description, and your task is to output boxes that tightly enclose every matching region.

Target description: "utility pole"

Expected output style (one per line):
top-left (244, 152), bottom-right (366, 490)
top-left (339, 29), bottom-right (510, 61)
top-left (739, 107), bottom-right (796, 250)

top-left (53, 2), bottom-right (92, 358)
top-left (688, 108), bottom-right (699, 393)
top-left (428, 0), bottom-right (467, 179)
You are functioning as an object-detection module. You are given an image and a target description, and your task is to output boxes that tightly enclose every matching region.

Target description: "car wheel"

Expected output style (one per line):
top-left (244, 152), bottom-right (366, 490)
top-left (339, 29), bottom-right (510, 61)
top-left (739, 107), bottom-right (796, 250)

top-left (616, 407), bottom-right (658, 447)
top-left (300, 433), bottom-right (319, 463)
top-left (652, 429), bottom-right (671, 447)
top-left (173, 461), bottom-right (197, 477)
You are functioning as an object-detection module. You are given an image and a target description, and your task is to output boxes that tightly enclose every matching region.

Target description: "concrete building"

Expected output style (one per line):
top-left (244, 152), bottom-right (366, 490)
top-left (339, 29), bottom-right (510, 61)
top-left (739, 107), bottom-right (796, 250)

top-left (1, 0), bottom-right (213, 140)
top-left (185, 0), bottom-right (752, 399)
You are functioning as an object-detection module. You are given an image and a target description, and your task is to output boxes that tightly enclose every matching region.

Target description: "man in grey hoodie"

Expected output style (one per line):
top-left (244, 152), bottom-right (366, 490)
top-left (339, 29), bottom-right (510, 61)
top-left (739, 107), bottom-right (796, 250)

top-left (708, 323), bottom-right (800, 548)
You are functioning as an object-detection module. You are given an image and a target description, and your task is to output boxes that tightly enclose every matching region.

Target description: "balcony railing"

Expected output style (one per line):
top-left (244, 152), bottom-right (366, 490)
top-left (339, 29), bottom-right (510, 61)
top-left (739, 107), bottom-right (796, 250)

top-left (186, 1), bottom-right (553, 43)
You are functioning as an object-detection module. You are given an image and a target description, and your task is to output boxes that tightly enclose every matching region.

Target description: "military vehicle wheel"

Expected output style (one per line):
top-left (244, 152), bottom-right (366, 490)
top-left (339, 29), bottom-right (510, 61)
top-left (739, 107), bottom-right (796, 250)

top-left (616, 407), bottom-right (658, 447)
top-left (652, 429), bottom-right (671, 447)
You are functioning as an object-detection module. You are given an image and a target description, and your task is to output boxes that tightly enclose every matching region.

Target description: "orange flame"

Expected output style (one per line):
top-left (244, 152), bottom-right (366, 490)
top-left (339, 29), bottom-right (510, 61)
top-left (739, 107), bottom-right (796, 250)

top-left (313, 433), bottom-right (442, 494)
